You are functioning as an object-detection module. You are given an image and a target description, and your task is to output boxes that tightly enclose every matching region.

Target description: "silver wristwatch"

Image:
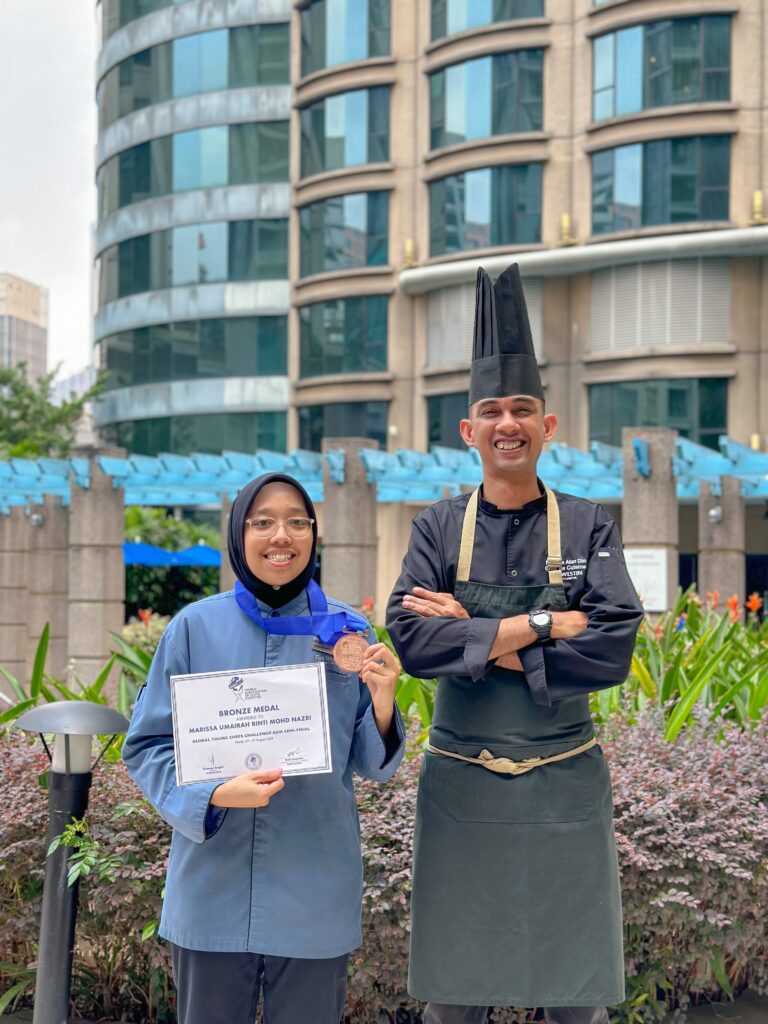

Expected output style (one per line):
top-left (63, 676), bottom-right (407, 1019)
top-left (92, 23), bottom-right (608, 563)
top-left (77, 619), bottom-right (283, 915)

top-left (528, 609), bottom-right (553, 643)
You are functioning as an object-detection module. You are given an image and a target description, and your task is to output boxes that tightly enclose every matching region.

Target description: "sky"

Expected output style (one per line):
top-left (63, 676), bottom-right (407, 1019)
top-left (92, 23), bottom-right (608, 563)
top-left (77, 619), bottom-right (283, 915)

top-left (0, 1), bottom-right (97, 379)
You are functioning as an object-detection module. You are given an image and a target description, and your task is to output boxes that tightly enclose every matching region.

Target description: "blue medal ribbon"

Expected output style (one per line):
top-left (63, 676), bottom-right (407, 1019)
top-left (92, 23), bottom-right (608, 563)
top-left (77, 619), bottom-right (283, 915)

top-left (234, 579), bottom-right (368, 646)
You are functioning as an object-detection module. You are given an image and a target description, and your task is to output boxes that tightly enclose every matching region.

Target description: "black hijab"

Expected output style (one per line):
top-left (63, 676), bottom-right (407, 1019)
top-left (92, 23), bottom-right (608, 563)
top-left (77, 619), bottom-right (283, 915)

top-left (227, 472), bottom-right (318, 609)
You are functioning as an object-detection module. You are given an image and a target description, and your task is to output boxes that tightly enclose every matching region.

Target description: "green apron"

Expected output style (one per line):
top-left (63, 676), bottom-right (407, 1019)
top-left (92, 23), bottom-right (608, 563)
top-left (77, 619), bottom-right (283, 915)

top-left (408, 488), bottom-right (624, 1008)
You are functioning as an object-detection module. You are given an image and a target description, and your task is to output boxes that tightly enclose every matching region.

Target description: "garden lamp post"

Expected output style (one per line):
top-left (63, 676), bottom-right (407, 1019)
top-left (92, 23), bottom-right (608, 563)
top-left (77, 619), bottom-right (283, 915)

top-left (15, 701), bottom-right (130, 1024)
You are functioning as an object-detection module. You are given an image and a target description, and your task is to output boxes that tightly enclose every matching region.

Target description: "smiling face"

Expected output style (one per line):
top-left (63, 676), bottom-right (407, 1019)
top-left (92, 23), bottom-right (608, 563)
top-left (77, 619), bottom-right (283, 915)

top-left (243, 481), bottom-right (314, 587)
top-left (459, 394), bottom-right (558, 485)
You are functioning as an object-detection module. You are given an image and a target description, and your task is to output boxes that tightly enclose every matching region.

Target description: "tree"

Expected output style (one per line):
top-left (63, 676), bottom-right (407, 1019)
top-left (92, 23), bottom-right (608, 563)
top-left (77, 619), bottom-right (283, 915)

top-left (0, 363), bottom-right (106, 459)
top-left (124, 507), bottom-right (221, 618)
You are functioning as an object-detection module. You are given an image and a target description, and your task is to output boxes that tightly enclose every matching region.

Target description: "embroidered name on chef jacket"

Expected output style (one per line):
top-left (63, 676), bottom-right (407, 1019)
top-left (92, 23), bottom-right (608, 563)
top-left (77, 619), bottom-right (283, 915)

top-left (561, 557), bottom-right (588, 581)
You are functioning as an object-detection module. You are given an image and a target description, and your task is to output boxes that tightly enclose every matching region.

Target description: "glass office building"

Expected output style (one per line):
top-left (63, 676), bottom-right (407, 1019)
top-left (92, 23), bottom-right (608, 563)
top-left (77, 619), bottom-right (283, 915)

top-left (94, 0), bottom-right (292, 454)
top-left (96, 1), bottom-right (767, 465)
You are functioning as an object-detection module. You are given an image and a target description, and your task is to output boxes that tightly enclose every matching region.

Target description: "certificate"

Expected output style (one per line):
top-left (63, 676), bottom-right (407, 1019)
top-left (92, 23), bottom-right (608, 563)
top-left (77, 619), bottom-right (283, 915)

top-left (170, 662), bottom-right (332, 786)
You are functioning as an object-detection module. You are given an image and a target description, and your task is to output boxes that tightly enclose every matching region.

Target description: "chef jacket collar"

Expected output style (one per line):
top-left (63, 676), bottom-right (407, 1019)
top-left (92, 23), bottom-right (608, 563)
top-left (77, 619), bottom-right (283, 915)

top-left (477, 480), bottom-right (548, 517)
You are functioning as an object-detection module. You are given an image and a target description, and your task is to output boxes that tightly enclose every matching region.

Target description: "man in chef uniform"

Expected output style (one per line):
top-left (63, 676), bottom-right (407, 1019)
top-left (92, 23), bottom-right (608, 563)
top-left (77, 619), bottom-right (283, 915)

top-left (386, 264), bottom-right (644, 1024)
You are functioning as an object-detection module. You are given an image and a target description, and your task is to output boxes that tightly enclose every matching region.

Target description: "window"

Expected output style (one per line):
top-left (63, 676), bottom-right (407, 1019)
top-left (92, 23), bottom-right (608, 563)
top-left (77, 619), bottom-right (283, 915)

top-left (298, 402), bottom-right (388, 451)
top-left (101, 0), bottom-right (182, 41)
top-left (589, 378), bottom-right (727, 450)
top-left (593, 17), bottom-right (730, 122)
top-left (230, 23), bottom-right (290, 87)
top-left (299, 192), bottom-right (389, 277)
top-left (172, 223), bottom-right (228, 286)
top-left (592, 136), bottom-right (729, 235)
top-left (299, 295), bottom-right (388, 378)
top-left (97, 24), bottom-right (290, 130)
top-left (431, 0), bottom-right (543, 41)
top-left (229, 122), bottom-right (290, 185)
top-left (589, 260), bottom-right (730, 353)
top-left (97, 218), bottom-right (289, 305)
top-left (98, 43), bottom-right (173, 130)
top-left (100, 316), bottom-right (288, 388)
top-left (229, 221), bottom-right (289, 281)
top-left (172, 127), bottom-right (229, 192)
top-left (427, 392), bottom-right (469, 449)
top-left (301, 0), bottom-right (390, 77)
top-left (106, 412), bottom-right (287, 456)
top-left (97, 123), bottom-right (289, 218)
top-left (429, 164), bottom-right (542, 256)
top-left (301, 88), bottom-right (389, 177)
top-left (172, 30), bottom-right (228, 98)
top-left (430, 50), bottom-right (543, 149)
top-left (427, 278), bottom-right (543, 364)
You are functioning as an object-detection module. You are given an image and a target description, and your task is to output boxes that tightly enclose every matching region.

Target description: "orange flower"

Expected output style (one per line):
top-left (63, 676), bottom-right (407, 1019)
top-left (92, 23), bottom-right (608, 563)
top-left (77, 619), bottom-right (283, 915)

top-left (705, 590), bottom-right (720, 608)
top-left (362, 597), bottom-right (374, 612)
top-left (726, 594), bottom-right (740, 622)
top-left (138, 608), bottom-right (152, 625)
top-left (746, 592), bottom-right (764, 614)
top-left (654, 622), bottom-right (663, 641)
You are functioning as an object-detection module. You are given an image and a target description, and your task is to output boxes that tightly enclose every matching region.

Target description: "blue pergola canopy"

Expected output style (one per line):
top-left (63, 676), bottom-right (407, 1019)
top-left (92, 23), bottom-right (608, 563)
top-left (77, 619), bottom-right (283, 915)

top-left (2, 437), bottom-right (768, 513)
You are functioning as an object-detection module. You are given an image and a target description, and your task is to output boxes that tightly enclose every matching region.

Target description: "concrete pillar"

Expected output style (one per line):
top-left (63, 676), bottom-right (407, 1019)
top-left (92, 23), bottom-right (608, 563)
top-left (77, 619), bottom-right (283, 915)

top-left (621, 427), bottom-right (679, 612)
top-left (0, 506), bottom-right (30, 692)
top-left (697, 477), bottom-right (745, 600)
top-left (219, 495), bottom-right (236, 592)
top-left (27, 495), bottom-right (69, 679)
top-left (376, 502), bottom-right (419, 624)
top-left (321, 437), bottom-right (378, 609)
top-left (67, 449), bottom-right (125, 688)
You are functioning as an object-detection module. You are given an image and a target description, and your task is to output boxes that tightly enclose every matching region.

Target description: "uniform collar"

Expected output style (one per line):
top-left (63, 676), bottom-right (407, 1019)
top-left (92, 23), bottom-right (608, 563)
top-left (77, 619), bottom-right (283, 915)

top-left (478, 479), bottom-right (548, 516)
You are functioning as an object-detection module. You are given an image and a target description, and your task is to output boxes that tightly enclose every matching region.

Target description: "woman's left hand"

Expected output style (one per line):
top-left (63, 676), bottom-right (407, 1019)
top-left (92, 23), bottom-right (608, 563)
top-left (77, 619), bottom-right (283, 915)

top-left (360, 642), bottom-right (400, 738)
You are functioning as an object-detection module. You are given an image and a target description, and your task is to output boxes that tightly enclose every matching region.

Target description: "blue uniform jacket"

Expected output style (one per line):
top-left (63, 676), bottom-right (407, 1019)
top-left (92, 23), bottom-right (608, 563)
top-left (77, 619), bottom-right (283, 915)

top-left (122, 588), bottom-right (405, 958)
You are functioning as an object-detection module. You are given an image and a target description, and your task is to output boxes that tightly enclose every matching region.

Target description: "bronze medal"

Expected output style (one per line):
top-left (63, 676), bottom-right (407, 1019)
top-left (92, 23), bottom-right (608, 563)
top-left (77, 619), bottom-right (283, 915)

top-left (332, 632), bottom-right (369, 672)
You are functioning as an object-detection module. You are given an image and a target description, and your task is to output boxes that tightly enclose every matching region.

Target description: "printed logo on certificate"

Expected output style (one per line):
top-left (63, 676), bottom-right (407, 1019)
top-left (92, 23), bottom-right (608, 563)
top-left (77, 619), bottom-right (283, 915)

top-left (170, 662), bottom-right (333, 786)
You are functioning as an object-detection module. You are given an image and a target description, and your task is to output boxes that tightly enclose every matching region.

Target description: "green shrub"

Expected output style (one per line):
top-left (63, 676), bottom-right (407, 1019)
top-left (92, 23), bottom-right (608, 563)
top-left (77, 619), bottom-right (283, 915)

top-left (2, 710), bottom-right (766, 1023)
top-left (592, 589), bottom-right (768, 738)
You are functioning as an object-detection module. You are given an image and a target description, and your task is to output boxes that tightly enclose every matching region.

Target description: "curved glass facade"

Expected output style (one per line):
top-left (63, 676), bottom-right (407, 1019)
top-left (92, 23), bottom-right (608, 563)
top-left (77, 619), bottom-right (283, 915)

top-left (100, 316), bottom-right (287, 389)
top-left (101, 0), bottom-right (176, 41)
top-left (298, 401), bottom-right (388, 451)
top-left (299, 295), bottom-right (387, 378)
top-left (97, 122), bottom-right (289, 218)
top-left (431, 50), bottom-right (543, 150)
top-left (300, 88), bottom-right (389, 178)
top-left (299, 192), bottom-right (388, 277)
top-left (98, 24), bottom-right (290, 130)
top-left (592, 135), bottom-right (730, 235)
top-left (104, 411), bottom-right (287, 456)
top-left (300, 0), bottom-right (390, 77)
top-left (431, 0), bottom-right (543, 42)
top-left (589, 378), bottom-right (727, 451)
top-left (97, 219), bottom-right (288, 305)
top-left (429, 164), bottom-right (542, 256)
top-left (593, 17), bottom-right (730, 122)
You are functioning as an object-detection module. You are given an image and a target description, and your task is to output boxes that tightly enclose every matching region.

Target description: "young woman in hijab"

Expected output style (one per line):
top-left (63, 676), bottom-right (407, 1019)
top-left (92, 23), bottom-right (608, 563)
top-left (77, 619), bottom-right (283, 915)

top-left (123, 473), bottom-right (405, 1024)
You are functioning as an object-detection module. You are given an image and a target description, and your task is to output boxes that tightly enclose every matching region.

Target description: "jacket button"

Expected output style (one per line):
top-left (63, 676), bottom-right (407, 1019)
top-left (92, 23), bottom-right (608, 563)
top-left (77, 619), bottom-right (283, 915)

top-left (510, 570), bottom-right (518, 577)
top-left (514, 518), bottom-right (520, 525)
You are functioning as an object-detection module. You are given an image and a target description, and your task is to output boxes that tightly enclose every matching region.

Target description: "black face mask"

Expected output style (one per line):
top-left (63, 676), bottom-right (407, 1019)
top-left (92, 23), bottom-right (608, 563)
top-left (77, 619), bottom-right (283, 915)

top-left (227, 473), bottom-right (318, 609)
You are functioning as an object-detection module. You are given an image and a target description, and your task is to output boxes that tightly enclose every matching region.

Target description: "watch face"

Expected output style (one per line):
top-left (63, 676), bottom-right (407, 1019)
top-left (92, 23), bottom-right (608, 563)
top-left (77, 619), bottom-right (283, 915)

top-left (532, 611), bottom-right (550, 627)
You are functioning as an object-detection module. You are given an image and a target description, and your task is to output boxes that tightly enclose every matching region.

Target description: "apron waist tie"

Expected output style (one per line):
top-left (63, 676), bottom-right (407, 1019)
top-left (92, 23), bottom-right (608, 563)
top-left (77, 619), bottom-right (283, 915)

top-left (427, 736), bottom-right (597, 776)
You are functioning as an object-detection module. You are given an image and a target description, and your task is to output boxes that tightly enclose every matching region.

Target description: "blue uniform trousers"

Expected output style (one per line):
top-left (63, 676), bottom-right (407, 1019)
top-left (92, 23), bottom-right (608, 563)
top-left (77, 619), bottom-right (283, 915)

top-left (171, 943), bottom-right (348, 1024)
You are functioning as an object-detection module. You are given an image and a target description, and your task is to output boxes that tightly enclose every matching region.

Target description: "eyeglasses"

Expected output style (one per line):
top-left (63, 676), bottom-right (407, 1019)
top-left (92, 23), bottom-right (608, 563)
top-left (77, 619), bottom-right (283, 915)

top-left (244, 517), bottom-right (315, 539)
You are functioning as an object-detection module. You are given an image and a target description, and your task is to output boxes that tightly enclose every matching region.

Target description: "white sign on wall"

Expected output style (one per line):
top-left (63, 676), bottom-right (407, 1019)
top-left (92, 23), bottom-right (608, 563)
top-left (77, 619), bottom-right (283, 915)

top-left (624, 547), bottom-right (669, 613)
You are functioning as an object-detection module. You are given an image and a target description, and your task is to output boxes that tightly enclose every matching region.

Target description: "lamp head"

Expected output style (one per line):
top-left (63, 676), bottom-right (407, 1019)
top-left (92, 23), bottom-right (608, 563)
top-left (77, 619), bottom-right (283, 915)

top-left (15, 701), bottom-right (130, 774)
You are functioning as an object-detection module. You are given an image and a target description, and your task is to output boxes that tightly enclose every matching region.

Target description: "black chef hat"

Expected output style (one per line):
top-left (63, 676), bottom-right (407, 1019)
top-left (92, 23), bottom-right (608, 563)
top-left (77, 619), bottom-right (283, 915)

top-left (469, 263), bottom-right (543, 406)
